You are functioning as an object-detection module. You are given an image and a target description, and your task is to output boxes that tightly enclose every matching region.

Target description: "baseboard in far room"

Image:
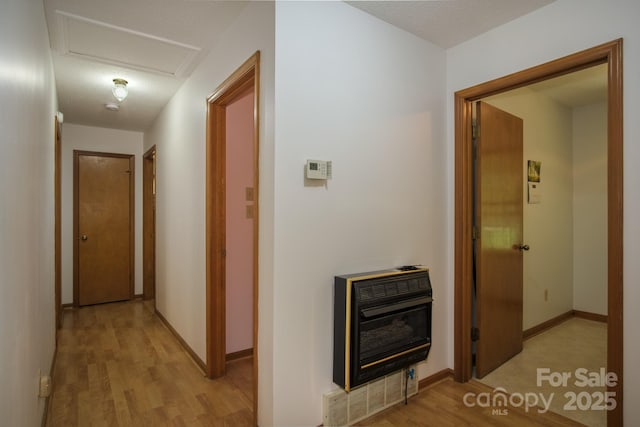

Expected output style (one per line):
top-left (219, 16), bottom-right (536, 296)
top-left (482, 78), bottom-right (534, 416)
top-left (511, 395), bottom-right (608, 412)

top-left (154, 309), bottom-right (208, 375)
top-left (523, 310), bottom-right (574, 340)
top-left (523, 309), bottom-right (608, 340)
top-left (573, 310), bottom-right (608, 323)
top-left (418, 368), bottom-right (454, 390)
top-left (134, 293), bottom-right (144, 300)
top-left (226, 348), bottom-right (253, 362)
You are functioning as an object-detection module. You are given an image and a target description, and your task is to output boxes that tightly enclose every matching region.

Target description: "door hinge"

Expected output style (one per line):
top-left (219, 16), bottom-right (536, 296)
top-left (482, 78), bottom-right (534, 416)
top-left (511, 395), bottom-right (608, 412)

top-left (471, 327), bottom-right (479, 342)
top-left (222, 249), bottom-right (227, 257)
top-left (472, 226), bottom-right (479, 240)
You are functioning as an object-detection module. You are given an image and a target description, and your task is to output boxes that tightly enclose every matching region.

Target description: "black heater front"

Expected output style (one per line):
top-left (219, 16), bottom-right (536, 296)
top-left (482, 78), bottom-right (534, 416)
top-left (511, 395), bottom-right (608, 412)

top-left (333, 267), bottom-right (432, 391)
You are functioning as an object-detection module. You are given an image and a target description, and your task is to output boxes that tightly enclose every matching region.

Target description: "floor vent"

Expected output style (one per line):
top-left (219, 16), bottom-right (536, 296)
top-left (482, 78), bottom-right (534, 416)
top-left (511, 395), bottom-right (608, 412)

top-left (323, 366), bottom-right (418, 426)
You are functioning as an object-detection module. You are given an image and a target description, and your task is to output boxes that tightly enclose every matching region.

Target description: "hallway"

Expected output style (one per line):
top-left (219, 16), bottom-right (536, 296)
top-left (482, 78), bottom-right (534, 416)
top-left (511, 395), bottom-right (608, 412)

top-left (46, 301), bottom-right (253, 426)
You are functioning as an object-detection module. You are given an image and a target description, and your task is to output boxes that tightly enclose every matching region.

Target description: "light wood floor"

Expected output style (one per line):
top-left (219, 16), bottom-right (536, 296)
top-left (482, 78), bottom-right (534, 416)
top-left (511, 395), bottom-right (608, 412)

top-left (47, 300), bottom-right (584, 427)
top-left (46, 300), bottom-right (253, 426)
top-left (356, 378), bottom-right (583, 426)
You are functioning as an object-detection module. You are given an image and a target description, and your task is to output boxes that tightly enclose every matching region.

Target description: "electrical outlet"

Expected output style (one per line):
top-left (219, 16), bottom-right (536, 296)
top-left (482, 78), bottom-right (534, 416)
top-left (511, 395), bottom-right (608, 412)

top-left (39, 374), bottom-right (51, 398)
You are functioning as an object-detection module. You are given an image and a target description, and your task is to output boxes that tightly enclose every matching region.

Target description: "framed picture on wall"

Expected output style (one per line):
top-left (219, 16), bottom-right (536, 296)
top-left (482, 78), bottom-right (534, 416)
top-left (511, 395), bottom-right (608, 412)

top-left (527, 160), bottom-right (541, 182)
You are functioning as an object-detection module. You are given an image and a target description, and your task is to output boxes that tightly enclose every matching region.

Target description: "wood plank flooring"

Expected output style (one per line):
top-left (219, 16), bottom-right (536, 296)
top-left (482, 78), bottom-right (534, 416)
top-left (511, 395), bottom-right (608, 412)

top-left (356, 378), bottom-right (584, 427)
top-left (46, 300), bottom-right (253, 426)
top-left (47, 300), bottom-right (583, 426)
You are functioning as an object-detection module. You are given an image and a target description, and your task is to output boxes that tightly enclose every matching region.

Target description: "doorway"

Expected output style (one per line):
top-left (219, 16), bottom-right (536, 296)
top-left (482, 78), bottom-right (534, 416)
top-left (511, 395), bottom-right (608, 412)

top-left (54, 115), bottom-right (62, 330)
top-left (454, 39), bottom-right (623, 426)
top-left (206, 51), bottom-right (260, 426)
top-left (143, 146), bottom-right (156, 301)
top-left (73, 150), bottom-right (135, 306)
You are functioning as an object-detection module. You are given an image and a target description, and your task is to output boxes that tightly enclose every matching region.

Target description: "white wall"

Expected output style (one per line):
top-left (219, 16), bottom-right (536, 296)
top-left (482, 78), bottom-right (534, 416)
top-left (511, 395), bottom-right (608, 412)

top-left (484, 89), bottom-right (575, 330)
top-left (60, 123), bottom-right (144, 303)
top-left (274, 2), bottom-right (447, 425)
top-left (446, 0), bottom-right (640, 422)
top-left (143, 2), bottom-right (275, 424)
top-left (0, 0), bottom-right (58, 425)
top-left (573, 101), bottom-right (607, 315)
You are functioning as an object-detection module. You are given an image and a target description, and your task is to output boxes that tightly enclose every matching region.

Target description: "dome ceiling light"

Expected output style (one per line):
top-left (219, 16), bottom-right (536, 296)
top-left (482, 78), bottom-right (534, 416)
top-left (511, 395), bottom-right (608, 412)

top-left (112, 78), bottom-right (128, 102)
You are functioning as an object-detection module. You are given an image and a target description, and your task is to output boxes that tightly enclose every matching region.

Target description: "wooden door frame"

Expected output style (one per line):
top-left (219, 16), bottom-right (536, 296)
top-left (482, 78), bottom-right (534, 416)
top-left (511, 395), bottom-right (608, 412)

top-left (454, 39), bottom-right (623, 425)
top-left (73, 150), bottom-right (136, 306)
top-left (54, 116), bottom-right (62, 331)
top-left (206, 51), bottom-right (260, 423)
top-left (143, 145), bottom-right (157, 301)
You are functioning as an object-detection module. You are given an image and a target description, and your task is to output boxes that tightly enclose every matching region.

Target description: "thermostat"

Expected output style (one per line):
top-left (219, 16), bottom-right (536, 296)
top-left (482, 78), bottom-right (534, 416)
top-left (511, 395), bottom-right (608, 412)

top-left (306, 159), bottom-right (332, 180)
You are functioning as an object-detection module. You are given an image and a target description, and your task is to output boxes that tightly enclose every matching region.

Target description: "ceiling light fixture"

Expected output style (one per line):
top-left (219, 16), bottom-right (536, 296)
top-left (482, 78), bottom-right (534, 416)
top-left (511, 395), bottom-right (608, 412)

top-left (104, 103), bottom-right (120, 111)
top-left (112, 78), bottom-right (128, 102)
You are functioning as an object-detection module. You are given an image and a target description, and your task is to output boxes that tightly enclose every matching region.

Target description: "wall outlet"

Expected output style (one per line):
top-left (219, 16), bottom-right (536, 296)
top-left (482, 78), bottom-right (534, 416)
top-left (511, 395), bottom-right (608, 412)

top-left (39, 374), bottom-right (51, 398)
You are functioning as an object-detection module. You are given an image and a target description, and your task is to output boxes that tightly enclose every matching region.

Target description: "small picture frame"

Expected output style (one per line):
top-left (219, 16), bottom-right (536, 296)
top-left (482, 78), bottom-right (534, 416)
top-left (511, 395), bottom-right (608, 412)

top-left (528, 160), bottom-right (541, 182)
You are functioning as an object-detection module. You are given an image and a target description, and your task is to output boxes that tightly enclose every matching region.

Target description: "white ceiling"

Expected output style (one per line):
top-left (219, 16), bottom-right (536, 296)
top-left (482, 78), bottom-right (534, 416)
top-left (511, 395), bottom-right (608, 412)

top-left (528, 63), bottom-right (608, 108)
top-left (483, 63), bottom-right (608, 109)
top-left (45, 0), bottom-right (565, 132)
top-left (44, 0), bottom-right (249, 131)
top-left (346, 0), bottom-right (556, 49)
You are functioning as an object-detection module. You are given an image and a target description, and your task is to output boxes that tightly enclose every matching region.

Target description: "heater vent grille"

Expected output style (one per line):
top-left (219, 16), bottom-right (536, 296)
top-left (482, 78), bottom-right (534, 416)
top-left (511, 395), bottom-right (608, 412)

top-left (323, 366), bottom-right (418, 426)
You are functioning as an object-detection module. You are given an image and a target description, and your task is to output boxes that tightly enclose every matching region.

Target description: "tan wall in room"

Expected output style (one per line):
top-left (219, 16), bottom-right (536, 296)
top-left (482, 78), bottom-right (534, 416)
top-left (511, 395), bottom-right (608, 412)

top-left (572, 101), bottom-right (607, 316)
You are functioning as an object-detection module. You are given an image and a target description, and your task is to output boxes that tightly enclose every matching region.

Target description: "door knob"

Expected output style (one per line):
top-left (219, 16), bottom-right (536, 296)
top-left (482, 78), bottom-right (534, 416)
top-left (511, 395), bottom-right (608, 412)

top-left (81, 234), bottom-right (88, 241)
top-left (519, 244), bottom-right (530, 251)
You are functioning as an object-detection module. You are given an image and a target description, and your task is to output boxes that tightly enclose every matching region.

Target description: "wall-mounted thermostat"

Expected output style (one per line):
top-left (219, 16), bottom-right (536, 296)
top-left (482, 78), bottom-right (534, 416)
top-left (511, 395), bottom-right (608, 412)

top-left (306, 159), bottom-right (332, 180)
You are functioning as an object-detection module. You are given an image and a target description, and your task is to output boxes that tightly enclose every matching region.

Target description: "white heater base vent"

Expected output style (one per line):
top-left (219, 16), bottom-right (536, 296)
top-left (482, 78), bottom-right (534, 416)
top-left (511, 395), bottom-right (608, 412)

top-left (323, 366), bottom-right (418, 426)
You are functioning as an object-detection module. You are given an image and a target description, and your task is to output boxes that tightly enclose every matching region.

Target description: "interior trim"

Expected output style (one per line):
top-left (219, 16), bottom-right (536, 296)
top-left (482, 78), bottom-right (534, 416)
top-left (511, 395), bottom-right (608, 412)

top-left (205, 51), bottom-right (261, 427)
top-left (573, 310), bottom-right (608, 324)
top-left (453, 39), bottom-right (623, 426)
top-left (418, 368), bottom-right (454, 390)
top-left (54, 116), bottom-right (62, 332)
top-left (155, 308), bottom-right (207, 374)
top-left (522, 311), bottom-right (574, 340)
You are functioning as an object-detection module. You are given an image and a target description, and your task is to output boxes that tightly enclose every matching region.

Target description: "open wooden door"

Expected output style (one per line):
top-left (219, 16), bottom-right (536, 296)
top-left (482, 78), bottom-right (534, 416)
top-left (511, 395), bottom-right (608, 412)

top-left (475, 101), bottom-right (525, 378)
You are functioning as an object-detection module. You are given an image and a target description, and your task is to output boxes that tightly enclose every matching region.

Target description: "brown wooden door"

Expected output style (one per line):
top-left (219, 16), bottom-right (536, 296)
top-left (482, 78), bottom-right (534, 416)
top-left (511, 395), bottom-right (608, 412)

top-left (475, 101), bottom-right (524, 378)
top-left (143, 148), bottom-right (156, 299)
top-left (75, 151), bottom-right (133, 306)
